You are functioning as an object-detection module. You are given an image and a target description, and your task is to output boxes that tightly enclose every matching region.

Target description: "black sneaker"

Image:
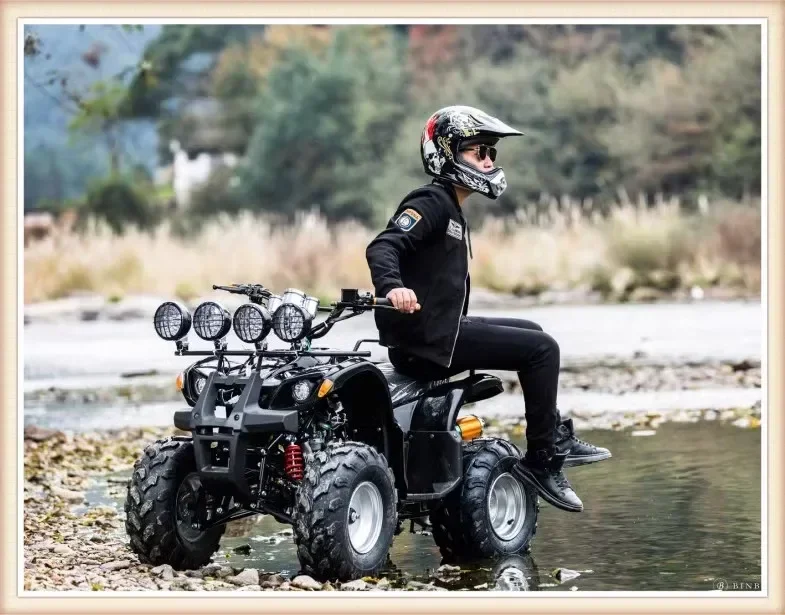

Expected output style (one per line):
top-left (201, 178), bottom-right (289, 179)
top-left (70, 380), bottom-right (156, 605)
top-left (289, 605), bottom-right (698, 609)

top-left (556, 418), bottom-right (612, 467)
top-left (511, 449), bottom-right (583, 513)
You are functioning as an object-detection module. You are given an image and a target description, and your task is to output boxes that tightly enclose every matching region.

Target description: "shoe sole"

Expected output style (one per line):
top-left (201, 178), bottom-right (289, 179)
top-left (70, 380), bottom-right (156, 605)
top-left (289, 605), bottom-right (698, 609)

top-left (563, 451), bottom-right (612, 468)
top-left (510, 466), bottom-right (583, 513)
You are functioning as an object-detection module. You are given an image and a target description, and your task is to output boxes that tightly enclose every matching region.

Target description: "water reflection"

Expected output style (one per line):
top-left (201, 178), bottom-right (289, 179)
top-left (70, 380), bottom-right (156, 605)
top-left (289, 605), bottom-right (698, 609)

top-left (89, 421), bottom-right (761, 591)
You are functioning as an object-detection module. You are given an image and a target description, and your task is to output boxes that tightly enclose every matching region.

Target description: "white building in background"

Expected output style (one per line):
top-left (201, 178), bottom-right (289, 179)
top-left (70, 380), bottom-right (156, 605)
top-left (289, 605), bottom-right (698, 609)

top-left (169, 139), bottom-right (239, 209)
top-left (161, 96), bottom-right (247, 210)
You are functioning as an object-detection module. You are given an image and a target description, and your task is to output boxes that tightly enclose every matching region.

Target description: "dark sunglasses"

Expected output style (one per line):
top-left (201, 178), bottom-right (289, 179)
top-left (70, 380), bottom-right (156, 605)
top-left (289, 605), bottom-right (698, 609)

top-left (461, 144), bottom-right (498, 162)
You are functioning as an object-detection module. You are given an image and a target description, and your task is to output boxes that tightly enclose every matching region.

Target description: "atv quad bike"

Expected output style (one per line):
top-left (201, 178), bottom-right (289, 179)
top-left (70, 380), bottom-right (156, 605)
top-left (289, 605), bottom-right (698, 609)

top-left (125, 284), bottom-right (539, 581)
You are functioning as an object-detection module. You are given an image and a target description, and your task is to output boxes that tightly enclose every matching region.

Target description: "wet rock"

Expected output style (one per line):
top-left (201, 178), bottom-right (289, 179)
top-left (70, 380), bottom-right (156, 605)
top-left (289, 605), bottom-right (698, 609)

top-left (570, 585), bottom-right (579, 591)
top-left (232, 544), bottom-right (252, 555)
top-left (215, 565), bottom-right (235, 579)
top-left (237, 585), bottom-right (262, 591)
top-left (227, 569), bottom-right (259, 586)
top-left (24, 426), bottom-right (63, 442)
top-left (291, 575), bottom-right (322, 591)
top-left (341, 579), bottom-right (368, 591)
top-left (137, 577), bottom-right (158, 591)
top-left (704, 410), bottom-right (719, 421)
top-left (322, 582), bottom-right (336, 591)
top-left (259, 573), bottom-right (284, 588)
top-left (436, 564), bottom-right (461, 575)
top-left (151, 564), bottom-right (175, 581)
top-left (48, 485), bottom-right (85, 503)
top-left (278, 581), bottom-right (292, 591)
top-left (553, 568), bottom-right (581, 583)
top-left (376, 578), bottom-right (391, 590)
top-left (200, 563), bottom-right (223, 577)
top-left (170, 577), bottom-right (199, 591)
top-left (99, 560), bottom-right (131, 572)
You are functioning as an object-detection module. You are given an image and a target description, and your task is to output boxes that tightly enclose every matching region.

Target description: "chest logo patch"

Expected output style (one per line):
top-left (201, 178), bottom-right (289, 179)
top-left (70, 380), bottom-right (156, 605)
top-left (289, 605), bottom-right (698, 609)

top-left (395, 208), bottom-right (422, 231)
top-left (447, 219), bottom-right (463, 240)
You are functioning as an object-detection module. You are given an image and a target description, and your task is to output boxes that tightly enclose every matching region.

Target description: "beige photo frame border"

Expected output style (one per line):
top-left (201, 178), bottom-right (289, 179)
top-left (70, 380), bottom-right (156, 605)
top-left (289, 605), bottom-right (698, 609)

top-left (2, 2), bottom-right (782, 613)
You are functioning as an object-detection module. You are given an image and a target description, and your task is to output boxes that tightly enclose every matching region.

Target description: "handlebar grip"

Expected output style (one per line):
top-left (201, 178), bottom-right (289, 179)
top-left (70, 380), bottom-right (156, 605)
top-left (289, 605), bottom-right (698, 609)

top-left (373, 297), bottom-right (392, 307)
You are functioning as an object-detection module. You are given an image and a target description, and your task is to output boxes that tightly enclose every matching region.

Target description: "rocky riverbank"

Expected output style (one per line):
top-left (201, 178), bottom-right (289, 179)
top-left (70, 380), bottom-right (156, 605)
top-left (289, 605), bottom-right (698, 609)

top-left (23, 398), bottom-right (762, 593)
top-left (25, 358), bottom-right (761, 408)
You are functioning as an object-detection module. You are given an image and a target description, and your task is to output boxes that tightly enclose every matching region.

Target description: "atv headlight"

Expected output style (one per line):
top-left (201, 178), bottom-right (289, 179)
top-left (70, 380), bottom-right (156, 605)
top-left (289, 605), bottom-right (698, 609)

top-left (193, 301), bottom-right (231, 341)
top-left (153, 301), bottom-right (191, 341)
top-left (292, 380), bottom-right (313, 403)
top-left (233, 303), bottom-right (272, 344)
top-left (267, 294), bottom-right (282, 313)
top-left (281, 288), bottom-right (306, 308)
top-left (272, 303), bottom-right (312, 342)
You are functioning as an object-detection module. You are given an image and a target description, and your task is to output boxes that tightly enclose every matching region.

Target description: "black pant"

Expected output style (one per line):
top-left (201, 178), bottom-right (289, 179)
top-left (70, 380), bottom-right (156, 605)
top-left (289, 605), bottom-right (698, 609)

top-left (388, 315), bottom-right (561, 451)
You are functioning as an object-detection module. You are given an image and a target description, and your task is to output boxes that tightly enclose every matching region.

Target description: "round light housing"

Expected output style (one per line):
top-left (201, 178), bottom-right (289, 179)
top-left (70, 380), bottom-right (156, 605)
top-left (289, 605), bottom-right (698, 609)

top-left (281, 288), bottom-right (306, 307)
top-left (303, 295), bottom-right (319, 318)
top-left (272, 303), bottom-right (312, 342)
top-left (193, 301), bottom-right (231, 341)
top-left (233, 303), bottom-right (272, 344)
top-left (292, 380), bottom-right (313, 403)
top-left (153, 302), bottom-right (191, 341)
top-left (267, 294), bottom-right (282, 313)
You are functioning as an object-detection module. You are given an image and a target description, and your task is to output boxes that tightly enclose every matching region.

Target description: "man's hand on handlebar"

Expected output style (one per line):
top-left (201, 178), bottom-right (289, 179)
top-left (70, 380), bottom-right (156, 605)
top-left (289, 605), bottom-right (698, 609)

top-left (386, 288), bottom-right (421, 314)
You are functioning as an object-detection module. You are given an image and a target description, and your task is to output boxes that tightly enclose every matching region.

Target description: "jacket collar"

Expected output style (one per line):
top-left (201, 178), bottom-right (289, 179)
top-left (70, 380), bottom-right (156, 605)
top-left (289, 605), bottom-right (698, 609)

top-left (430, 179), bottom-right (461, 212)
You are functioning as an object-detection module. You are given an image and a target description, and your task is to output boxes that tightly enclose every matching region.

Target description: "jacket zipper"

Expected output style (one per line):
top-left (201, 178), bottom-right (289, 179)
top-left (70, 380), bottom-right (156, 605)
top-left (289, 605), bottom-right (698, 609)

top-left (447, 271), bottom-right (468, 368)
top-left (447, 216), bottom-right (469, 368)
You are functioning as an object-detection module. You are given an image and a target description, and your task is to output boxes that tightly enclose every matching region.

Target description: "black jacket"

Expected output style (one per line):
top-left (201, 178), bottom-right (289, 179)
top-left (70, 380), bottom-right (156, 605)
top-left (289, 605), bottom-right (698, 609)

top-left (366, 180), bottom-right (471, 368)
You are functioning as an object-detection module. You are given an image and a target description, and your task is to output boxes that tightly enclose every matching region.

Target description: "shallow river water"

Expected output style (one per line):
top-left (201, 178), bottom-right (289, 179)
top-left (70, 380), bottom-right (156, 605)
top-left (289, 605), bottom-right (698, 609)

top-left (87, 421), bottom-right (761, 592)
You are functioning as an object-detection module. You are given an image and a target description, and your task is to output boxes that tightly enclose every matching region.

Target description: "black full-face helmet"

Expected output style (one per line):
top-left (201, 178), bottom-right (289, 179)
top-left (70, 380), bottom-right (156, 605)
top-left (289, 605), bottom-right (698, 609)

top-left (420, 105), bottom-right (523, 199)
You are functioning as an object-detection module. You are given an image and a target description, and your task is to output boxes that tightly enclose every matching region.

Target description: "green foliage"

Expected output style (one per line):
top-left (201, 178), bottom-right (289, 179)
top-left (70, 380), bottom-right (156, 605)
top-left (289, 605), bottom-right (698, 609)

top-left (80, 174), bottom-right (159, 234)
top-left (124, 25), bottom-right (266, 118)
top-left (240, 27), bottom-right (408, 224)
top-left (26, 23), bottom-right (761, 229)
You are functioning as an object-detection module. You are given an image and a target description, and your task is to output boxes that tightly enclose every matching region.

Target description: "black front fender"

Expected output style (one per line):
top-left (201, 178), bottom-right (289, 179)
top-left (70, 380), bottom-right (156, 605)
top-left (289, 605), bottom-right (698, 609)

top-left (331, 361), bottom-right (406, 492)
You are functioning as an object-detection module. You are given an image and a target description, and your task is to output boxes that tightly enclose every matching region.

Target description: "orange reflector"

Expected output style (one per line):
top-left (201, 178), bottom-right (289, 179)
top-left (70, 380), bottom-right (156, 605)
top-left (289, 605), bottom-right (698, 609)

top-left (317, 379), bottom-right (334, 398)
top-left (175, 372), bottom-right (184, 392)
top-left (455, 415), bottom-right (484, 441)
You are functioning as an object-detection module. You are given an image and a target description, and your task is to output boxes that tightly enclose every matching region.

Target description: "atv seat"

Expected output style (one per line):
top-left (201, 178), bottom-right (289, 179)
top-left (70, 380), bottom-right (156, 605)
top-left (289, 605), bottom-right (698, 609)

top-left (376, 362), bottom-right (435, 404)
top-left (376, 362), bottom-right (504, 406)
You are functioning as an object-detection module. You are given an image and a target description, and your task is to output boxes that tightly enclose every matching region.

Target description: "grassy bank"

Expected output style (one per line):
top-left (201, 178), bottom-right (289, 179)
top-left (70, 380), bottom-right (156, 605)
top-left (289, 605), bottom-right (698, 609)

top-left (24, 197), bottom-right (760, 304)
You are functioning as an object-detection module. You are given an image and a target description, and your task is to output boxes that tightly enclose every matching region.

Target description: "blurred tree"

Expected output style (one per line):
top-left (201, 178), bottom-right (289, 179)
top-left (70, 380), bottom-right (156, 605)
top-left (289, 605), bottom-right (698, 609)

top-left (601, 25), bottom-right (761, 200)
top-left (240, 26), bottom-right (408, 224)
top-left (23, 24), bottom-right (159, 210)
top-left (80, 174), bottom-right (159, 233)
top-left (124, 25), bottom-right (266, 117)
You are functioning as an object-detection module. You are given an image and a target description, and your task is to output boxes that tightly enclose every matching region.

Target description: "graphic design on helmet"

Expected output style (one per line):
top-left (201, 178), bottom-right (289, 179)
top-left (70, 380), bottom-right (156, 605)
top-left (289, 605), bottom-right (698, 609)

top-left (456, 170), bottom-right (490, 194)
top-left (419, 105), bottom-right (523, 200)
top-left (422, 139), bottom-right (445, 175)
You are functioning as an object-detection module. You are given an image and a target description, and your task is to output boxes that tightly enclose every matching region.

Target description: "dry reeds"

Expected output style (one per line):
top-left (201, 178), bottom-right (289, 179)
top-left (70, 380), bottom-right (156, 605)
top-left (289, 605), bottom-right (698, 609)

top-left (23, 198), bottom-right (761, 304)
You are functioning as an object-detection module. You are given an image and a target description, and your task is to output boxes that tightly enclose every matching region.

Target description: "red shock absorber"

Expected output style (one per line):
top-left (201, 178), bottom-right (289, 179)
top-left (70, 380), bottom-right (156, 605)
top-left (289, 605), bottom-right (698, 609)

top-left (284, 443), bottom-right (304, 481)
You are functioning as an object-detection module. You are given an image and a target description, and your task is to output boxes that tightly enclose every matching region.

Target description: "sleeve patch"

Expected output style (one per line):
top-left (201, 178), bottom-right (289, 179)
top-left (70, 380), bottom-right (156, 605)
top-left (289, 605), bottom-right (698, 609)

top-left (394, 208), bottom-right (422, 232)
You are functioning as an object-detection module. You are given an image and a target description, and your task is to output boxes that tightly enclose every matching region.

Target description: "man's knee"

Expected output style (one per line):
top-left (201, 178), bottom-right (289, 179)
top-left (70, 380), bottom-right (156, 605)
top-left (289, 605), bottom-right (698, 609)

top-left (535, 332), bottom-right (560, 365)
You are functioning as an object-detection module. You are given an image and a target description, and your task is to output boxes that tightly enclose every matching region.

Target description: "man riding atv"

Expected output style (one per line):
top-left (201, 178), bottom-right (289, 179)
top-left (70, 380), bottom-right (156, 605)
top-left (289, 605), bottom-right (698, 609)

top-left (366, 105), bottom-right (612, 513)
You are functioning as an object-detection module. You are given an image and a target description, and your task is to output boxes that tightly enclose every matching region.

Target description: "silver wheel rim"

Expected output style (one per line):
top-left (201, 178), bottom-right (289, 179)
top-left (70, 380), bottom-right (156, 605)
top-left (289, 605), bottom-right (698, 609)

top-left (488, 472), bottom-right (526, 541)
top-left (347, 481), bottom-right (384, 554)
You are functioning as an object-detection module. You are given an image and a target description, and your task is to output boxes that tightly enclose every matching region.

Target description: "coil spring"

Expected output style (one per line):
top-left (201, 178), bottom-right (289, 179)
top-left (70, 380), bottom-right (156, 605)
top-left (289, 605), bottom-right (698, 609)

top-left (284, 443), bottom-right (304, 481)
